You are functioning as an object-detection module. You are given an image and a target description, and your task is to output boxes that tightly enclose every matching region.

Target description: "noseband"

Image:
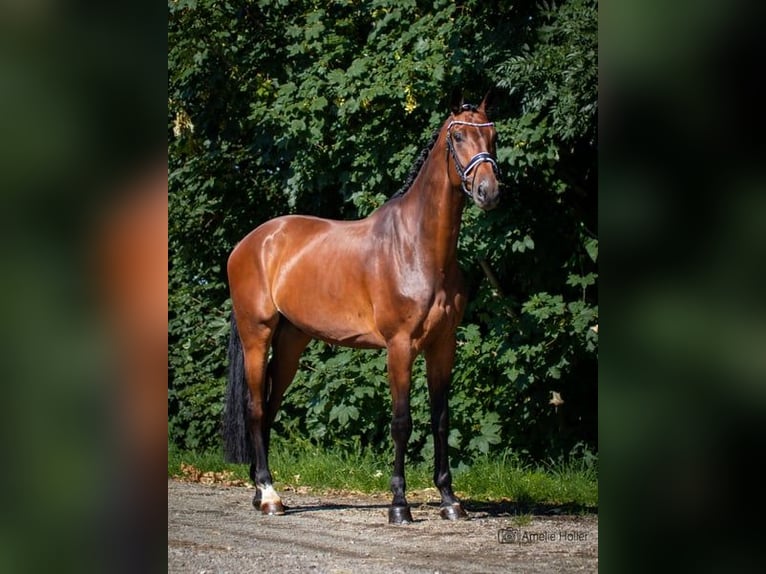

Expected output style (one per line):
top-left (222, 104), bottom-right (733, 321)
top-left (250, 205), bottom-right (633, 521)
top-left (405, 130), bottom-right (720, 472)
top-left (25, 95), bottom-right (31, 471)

top-left (446, 120), bottom-right (500, 197)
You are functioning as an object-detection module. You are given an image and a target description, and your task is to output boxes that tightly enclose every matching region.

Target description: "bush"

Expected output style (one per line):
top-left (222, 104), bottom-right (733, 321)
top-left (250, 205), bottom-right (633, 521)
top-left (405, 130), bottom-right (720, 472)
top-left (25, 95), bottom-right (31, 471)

top-left (169, 0), bottom-right (597, 464)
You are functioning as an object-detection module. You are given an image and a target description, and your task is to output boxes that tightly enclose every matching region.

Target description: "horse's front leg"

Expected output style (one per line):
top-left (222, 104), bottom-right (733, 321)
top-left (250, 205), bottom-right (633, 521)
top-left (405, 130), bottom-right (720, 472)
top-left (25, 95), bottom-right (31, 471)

top-left (425, 336), bottom-right (468, 520)
top-left (386, 339), bottom-right (415, 524)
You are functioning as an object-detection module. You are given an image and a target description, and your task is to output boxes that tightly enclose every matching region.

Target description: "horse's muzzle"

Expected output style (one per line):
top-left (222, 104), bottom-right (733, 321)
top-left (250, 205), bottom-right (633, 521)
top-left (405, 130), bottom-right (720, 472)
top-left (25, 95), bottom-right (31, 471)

top-left (472, 176), bottom-right (500, 210)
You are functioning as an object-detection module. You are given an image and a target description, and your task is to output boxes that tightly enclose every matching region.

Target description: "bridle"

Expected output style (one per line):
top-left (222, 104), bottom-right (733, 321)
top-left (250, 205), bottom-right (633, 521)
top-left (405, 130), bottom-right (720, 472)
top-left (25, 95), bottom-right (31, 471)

top-left (445, 119), bottom-right (500, 197)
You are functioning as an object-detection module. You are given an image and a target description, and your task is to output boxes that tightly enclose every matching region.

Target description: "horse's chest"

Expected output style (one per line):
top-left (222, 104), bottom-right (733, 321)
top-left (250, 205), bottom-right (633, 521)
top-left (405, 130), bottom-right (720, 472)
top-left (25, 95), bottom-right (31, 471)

top-left (420, 289), bottom-right (460, 337)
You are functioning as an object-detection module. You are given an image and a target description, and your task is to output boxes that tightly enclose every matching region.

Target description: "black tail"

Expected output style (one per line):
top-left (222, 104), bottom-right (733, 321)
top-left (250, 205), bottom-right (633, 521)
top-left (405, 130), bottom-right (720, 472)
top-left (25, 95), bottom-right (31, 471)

top-left (222, 313), bottom-right (253, 463)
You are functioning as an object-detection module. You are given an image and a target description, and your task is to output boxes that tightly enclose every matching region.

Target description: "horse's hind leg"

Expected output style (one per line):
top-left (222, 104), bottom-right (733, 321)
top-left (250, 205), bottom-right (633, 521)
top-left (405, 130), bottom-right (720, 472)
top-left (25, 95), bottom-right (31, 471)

top-left (265, 318), bottom-right (311, 435)
top-left (249, 317), bottom-right (310, 513)
top-left (233, 311), bottom-right (285, 515)
top-left (228, 237), bottom-right (289, 514)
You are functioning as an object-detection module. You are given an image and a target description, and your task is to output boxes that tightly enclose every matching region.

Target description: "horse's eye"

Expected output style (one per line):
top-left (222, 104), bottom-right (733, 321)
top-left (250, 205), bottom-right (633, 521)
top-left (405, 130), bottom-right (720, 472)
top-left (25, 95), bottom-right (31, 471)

top-left (453, 131), bottom-right (463, 142)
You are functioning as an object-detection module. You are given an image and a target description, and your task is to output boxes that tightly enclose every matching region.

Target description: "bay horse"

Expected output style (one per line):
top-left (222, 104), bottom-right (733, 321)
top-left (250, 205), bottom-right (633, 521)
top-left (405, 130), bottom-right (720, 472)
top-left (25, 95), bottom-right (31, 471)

top-left (223, 91), bottom-right (500, 524)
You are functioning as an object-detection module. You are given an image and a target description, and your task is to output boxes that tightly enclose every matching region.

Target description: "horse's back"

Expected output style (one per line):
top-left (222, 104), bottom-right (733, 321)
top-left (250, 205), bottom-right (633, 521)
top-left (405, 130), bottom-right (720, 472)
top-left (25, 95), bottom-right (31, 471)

top-left (230, 214), bottom-right (372, 272)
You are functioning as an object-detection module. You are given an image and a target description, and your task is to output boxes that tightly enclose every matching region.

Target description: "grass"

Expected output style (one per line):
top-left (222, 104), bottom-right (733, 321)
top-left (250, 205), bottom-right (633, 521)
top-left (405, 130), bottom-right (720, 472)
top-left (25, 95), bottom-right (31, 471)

top-left (168, 439), bottom-right (598, 510)
top-left (455, 451), bottom-right (598, 508)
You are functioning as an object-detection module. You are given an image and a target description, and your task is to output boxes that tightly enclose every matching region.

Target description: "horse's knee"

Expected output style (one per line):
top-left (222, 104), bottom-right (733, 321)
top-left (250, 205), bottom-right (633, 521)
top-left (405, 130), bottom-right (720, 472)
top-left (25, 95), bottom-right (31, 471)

top-left (390, 412), bottom-right (412, 441)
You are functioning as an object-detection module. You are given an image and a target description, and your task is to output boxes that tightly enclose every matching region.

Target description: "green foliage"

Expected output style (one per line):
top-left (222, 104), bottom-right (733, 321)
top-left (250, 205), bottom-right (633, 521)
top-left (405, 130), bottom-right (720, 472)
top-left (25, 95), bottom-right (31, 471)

top-left (169, 0), bottom-right (597, 463)
top-left (167, 284), bottom-right (231, 451)
top-left (277, 343), bottom-right (392, 451)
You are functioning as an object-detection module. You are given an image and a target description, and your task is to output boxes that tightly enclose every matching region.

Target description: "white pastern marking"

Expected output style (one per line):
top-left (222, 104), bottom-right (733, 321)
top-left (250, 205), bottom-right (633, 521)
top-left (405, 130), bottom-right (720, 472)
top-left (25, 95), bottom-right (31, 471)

top-left (257, 484), bottom-right (282, 505)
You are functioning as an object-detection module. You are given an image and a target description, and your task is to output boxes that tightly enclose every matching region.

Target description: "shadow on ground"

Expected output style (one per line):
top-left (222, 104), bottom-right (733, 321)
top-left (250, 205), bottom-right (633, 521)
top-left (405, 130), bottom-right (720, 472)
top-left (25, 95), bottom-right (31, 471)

top-left (462, 499), bottom-right (597, 517)
top-left (279, 498), bottom-right (596, 518)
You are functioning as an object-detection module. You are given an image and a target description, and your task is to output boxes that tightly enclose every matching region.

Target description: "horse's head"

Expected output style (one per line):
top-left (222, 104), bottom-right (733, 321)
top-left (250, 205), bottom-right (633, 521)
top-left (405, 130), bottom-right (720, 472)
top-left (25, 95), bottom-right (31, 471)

top-left (446, 91), bottom-right (500, 210)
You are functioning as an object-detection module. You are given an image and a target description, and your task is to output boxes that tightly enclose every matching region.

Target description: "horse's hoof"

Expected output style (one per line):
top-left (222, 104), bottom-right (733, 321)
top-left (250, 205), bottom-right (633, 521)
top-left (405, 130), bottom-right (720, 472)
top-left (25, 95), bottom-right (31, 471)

top-left (440, 503), bottom-right (468, 520)
top-left (388, 505), bottom-right (413, 524)
top-left (261, 501), bottom-right (286, 516)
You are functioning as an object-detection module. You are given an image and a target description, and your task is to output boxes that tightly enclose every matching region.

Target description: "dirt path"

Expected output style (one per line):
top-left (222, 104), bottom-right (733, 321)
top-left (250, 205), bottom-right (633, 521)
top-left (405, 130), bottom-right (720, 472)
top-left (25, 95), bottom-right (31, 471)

top-left (168, 479), bottom-right (597, 573)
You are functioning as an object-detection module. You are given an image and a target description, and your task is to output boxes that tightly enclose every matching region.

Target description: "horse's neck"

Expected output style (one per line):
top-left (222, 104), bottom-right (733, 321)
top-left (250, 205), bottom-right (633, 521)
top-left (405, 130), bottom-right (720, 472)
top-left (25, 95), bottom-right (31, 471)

top-left (397, 144), bottom-right (464, 270)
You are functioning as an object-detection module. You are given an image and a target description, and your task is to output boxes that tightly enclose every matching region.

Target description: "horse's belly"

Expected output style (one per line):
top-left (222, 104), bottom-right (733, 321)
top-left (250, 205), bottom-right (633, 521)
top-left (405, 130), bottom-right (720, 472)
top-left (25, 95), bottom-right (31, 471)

top-left (274, 286), bottom-right (386, 349)
top-left (282, 309), bottom-right (386, 349)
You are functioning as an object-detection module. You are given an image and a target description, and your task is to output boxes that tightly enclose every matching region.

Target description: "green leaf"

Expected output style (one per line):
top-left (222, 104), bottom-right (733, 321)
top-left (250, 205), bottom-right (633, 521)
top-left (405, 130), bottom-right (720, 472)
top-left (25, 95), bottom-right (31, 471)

top-left (448, 428), bottom-right (462, 449)
top-left (584, 237), bottom-right (598, 263)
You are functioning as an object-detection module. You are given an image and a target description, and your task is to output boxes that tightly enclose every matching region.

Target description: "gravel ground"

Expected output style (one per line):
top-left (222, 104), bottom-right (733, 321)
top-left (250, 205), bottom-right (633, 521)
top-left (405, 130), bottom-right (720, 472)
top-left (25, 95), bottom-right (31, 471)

top-left (168, 479), bottom-right (598, 573)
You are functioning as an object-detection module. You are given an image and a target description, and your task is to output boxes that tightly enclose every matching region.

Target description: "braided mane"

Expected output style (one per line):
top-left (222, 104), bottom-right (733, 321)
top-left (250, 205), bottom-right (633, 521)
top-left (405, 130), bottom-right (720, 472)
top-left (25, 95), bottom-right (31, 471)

top-left (388, 126), bottom-right (442, 200)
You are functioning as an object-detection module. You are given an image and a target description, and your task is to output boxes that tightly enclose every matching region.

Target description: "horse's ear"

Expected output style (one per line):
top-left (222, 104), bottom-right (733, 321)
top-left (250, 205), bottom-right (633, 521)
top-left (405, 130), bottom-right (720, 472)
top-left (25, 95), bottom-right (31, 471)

top-left (478, 89), bottom-right (495, 114)
top-left (449, 88), bottom-right (463, 115)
